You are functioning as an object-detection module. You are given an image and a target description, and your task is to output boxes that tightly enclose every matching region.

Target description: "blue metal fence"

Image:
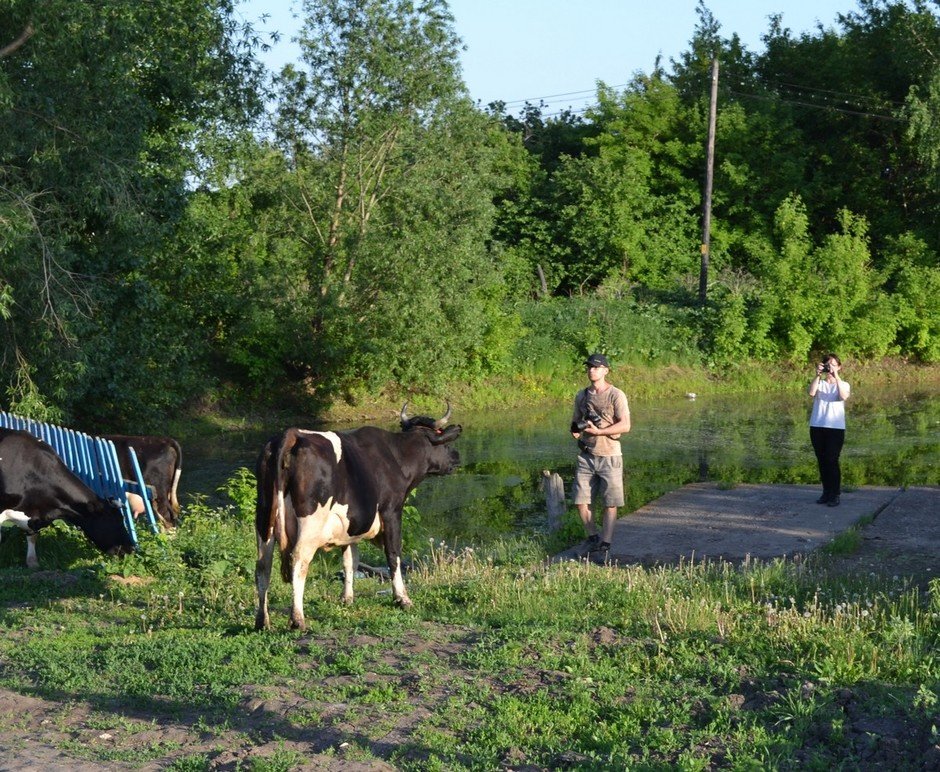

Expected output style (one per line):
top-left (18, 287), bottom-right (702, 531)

top-left (0, 411), bottom-right (160, 545)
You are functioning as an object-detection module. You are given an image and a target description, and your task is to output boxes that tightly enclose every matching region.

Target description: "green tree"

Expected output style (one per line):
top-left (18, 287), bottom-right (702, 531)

top-left (881, 233), bottom-right (940, 362)
top-left (0, 0), bottom-right (262, 423)
top-left (758, 0), bottom-right (940, 255)
top-left (495, 74), bottom-right (701, 296)
top-left (180, 0), bottom-right (522, 400)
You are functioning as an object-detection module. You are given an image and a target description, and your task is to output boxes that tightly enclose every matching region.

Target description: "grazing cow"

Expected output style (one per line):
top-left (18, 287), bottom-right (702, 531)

top-left (0, 428), bottom-right (135, 567)
top-left (103, 434), bottom-right (182, 527)
top-left (255, 403), bottom-right (461, 631)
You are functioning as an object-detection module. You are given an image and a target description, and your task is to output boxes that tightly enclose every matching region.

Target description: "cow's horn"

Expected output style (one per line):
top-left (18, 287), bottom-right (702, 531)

top-left (400, 402), bottom-right (411, 426)
top-left (433, 400), bottom-right (452, 429)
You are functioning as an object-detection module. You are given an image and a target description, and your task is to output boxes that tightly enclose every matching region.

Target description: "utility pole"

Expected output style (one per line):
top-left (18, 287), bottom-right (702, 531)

top-left (699, 57), bottom-right (719, 306)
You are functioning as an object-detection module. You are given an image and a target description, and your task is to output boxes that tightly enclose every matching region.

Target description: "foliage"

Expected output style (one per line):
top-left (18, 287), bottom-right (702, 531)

top-left (3, 0), bottom-right (940, 422)
top-left (514, 295), bottom-right (700, 377)
top-left (880, 233), bottom-right (940, 362)
top-left (216, 467), bottom-right (257, 523)
top-left (165, 0), bottom-right (527, 406)
top-left (0, 0), bottom-right (264, 425)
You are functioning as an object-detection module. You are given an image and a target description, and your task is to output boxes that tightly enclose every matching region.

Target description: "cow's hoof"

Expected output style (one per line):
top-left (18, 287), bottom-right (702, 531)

top-left (340, 595), bottom-right (354, 606)
top-left (289, 618), bottom-right (306, 631)
top-left (395, 596), bottom-right (413, 609)
top-left (254, 616), bottom-right (269, 631)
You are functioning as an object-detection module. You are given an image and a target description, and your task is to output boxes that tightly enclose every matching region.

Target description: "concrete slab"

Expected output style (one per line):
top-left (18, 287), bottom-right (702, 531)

top-left (555, 483), bottom-right (936, 567)
top-left (827, 486), bottom-right (939, 586)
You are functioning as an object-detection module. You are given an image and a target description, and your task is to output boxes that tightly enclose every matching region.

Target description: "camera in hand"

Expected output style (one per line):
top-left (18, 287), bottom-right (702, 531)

top-left (572, 409), bottom-right (603, 432)
top-left (820, 363), bottom-right (831, 374)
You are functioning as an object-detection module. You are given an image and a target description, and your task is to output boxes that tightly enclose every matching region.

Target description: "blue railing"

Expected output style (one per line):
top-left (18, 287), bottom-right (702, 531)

top-left (0, 411), bottom-right (160, 546)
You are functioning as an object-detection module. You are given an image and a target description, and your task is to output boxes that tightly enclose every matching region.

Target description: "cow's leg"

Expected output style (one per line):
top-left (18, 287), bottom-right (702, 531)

top-left (380, 514), bottom-right (412, 608)
top-left (0, 510), bottom-right (38, 569)
top-left (341, 543), bottom-right (359, 605)
top-left (289, 517), bottom-right (321, 631)
top-left (26, 533), bottom-right (38, 569)
top-left (254, 534), bottom-right (277, 630)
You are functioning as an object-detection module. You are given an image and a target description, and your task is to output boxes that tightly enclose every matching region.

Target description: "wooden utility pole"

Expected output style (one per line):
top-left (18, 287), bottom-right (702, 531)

top-left (699, 57), bottom-right (719, 306)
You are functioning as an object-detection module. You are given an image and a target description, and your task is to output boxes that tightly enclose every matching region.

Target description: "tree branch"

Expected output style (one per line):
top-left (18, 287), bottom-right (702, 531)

top-left (0, 24), bottom-right (34, 59)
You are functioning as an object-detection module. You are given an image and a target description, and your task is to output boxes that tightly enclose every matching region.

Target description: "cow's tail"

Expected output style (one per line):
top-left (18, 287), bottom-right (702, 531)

top-left (275, 428), bottom-right (300, 584)
top-left (168, 438), bottom-right (183, 517)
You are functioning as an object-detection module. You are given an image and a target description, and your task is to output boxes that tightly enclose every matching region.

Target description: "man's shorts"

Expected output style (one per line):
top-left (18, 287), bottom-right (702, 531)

top-left (571, 453), bottom-right (625, 507)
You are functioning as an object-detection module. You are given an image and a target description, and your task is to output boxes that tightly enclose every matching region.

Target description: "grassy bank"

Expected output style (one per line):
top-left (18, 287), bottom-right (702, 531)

top-left (0, 502), bottom-right (937, 770)
top-left (318, 358), bottom-right (940, 425)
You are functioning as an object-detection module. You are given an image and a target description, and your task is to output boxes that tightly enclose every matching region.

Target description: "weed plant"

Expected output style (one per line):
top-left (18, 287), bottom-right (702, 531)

top-left (0, 481), bottom-right (937, 769)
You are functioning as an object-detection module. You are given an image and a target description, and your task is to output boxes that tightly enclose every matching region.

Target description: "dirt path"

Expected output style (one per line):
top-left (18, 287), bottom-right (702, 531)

top-left (560, 484), bottom-right (938, 587)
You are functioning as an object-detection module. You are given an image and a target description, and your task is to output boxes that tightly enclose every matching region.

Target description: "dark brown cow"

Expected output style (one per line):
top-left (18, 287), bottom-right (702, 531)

top-left (255, 404), bottom-right (461, 631)
top-left (103, 434), bottom-right (182, 526)
top-left (0, 428), bottom-right (135, 567)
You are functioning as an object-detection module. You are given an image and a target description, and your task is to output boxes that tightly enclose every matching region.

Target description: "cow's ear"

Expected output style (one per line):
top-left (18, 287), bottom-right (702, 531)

top-left (429, 425), bottom-right (461, 445)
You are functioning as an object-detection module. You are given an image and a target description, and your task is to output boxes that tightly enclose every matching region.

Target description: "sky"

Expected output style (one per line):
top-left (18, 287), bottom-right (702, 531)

top-left (236, 0), bottom-right (860, 114)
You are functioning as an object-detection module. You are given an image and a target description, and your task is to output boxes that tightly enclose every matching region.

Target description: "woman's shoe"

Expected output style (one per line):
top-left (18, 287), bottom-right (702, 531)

top-left (827, 496), bottom-right (840, 507)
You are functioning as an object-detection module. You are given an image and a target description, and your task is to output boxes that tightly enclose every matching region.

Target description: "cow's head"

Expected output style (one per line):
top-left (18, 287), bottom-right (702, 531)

top-left (400, 402), bottom-right (461, 475)
top-left (400, 400), bottom-right (452, 432)
top-left (71, 498), bottom-right (136, 556)
top-left (426, 423), bottom-right (462, 475)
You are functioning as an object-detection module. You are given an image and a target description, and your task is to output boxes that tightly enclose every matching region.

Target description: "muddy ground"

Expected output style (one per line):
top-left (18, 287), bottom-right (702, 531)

top-left (0, 485), bottom-right (937, 771)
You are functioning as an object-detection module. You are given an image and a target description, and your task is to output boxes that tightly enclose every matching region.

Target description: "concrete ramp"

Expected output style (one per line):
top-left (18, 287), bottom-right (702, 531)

top-left (556, 483), bottom-right (938, 567)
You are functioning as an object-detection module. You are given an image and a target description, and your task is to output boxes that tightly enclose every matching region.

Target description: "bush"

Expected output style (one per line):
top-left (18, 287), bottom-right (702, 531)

top-left (514, 295), bottom-right (701, 375)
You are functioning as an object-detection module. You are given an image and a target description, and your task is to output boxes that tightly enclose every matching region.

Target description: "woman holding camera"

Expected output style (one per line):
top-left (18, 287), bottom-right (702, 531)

top-left (809, 353), bottom-right (850, 506)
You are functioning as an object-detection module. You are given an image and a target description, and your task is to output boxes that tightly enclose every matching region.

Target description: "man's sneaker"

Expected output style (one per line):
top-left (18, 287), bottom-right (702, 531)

top-left (588, 541), bottom-right (611, 564)
top-left (577, 533), bottom-right (601, 557)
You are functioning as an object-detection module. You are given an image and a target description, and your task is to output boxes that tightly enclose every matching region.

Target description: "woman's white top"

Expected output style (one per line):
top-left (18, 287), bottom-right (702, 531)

top-left (810, 379), bottom-right (850, 429)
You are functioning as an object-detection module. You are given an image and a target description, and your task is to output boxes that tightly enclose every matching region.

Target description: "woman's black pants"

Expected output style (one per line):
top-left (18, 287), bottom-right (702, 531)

top-left (810, 426), bottom-right (845, 499)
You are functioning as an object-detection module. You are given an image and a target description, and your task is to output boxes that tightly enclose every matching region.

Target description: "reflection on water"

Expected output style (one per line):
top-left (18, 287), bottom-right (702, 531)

top-left (180, 387), bottom-right (939, 546)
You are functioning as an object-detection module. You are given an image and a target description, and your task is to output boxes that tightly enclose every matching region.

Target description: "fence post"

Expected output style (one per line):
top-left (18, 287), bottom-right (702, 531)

top-left (541, 470), bottom-right (566, 532)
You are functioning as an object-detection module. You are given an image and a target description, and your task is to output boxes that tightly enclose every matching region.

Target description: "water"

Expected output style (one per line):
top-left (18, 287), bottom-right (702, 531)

top-left (180, 386), bottom-right (939, 545)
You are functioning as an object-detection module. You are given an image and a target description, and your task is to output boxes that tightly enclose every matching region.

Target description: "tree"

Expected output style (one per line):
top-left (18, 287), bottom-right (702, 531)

top-left (188, 0), bottom-right (522, 398)
top-left (757, 0), bottom-right (940, 255)
top-left (0, 0), bottom-right (263, 422)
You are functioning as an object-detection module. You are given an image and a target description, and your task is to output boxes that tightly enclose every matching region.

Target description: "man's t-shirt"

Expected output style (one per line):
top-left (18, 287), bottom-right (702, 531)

top-left (572, 385), bottom-right (630, 456)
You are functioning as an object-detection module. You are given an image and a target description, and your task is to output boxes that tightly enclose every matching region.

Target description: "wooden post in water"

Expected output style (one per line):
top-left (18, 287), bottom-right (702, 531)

top-left (541, 470), bottom-right (566, 532)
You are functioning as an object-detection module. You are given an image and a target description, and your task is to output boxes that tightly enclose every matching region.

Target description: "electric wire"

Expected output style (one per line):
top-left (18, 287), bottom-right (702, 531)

top-left (496, 77), bottom-right (909, 123)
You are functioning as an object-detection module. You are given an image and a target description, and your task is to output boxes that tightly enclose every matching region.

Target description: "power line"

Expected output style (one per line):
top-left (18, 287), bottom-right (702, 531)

top-left (497, 78), bottom-right (907, 123)
top-left (761, 78), bottom-right (908, 109)
top-left (487, 83), bottom-right (632, 108)
top-left (727, 88), bottom-right (905, 121)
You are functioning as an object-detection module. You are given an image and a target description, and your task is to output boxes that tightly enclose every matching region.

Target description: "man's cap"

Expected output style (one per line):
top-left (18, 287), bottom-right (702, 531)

top-left (585, 353), bottom-right (610, 368)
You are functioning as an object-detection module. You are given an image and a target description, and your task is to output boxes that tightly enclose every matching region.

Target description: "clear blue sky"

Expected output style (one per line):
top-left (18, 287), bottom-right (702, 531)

top-left (237, 0), bottom-right (860, 113)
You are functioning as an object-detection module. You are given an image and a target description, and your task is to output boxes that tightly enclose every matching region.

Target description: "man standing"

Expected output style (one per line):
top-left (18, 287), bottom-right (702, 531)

top-left (570, 353), bottom-right (631, 558)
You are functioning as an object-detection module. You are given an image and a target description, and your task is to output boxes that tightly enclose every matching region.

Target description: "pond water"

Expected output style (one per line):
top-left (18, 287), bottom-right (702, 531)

top-left (180, 385), bottom-right (939, 547)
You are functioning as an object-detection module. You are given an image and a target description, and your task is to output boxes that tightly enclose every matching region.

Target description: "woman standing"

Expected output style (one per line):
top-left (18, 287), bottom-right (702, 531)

top-left (809, 353), bottom-right (851, 506)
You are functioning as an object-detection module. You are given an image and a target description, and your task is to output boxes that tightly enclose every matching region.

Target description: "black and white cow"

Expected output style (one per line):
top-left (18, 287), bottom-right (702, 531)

top-left (0, 428), bottom-right (135, 567)
top-left (255, 403), bottom-right (461, 631)
top-left (103, 434), bottom-right (182, 527)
